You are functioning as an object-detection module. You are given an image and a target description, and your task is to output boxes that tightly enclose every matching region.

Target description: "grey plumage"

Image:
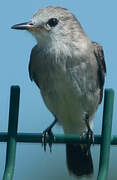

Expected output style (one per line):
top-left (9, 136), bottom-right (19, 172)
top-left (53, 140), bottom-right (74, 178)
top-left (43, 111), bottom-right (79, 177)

top-left (12, 6), bottom-right (106, 178)
top-left (93, 42), bottom-right (106, 103)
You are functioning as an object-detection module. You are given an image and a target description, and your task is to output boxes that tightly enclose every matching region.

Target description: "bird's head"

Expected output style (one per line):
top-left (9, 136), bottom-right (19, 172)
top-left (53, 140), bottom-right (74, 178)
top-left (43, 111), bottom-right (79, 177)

top-left (11, 6), bottom-right (84, 48)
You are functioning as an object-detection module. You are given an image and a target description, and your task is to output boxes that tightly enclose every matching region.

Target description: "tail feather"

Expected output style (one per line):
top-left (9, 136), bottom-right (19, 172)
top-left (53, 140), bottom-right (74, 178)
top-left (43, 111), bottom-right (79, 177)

top-left (66, 144), bottom-right (93, 177)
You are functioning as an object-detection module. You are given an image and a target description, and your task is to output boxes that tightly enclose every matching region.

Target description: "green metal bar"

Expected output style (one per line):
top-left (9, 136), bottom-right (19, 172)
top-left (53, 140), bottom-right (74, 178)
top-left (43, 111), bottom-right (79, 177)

top-left (97, 89), bottom-right (114, 180)
top-left (14, 134), bottom-right (117, 145)
top-left (1, 133), bottom-right (117, 145)
top-left (0, 87), bottom-right (115, 180)
top-left (0, 133), bottom-right (101, 144)
top-left (3, 86), bottom-right (20, 180)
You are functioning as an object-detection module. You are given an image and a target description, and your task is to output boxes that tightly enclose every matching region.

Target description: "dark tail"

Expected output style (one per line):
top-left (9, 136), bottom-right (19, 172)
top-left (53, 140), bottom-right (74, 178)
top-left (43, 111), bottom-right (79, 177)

top-left (66, 144), bottom-right (93, 177)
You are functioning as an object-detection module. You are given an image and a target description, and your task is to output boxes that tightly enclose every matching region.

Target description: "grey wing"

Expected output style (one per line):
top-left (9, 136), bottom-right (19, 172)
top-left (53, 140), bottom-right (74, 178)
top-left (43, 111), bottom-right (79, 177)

top-left (92, 42), bottom-right (106, 104)
top-left (28, 45), bottom-right (40, 88)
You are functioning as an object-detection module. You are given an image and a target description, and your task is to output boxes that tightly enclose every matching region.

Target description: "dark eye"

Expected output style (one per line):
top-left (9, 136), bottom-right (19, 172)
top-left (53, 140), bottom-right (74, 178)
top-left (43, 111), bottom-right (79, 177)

top-left (47, 18), bottom-right (59, 27)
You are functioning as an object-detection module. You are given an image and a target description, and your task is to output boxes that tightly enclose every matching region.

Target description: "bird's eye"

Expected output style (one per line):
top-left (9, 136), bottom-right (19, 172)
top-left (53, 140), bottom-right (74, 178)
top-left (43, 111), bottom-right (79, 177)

top-left (47, 18), bottom-right (59, 27)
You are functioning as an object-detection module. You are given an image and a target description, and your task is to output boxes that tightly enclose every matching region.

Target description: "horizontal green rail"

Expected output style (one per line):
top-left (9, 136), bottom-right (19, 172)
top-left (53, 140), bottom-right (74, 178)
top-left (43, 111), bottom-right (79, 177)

top-left (0, 133), bottom-right (117, 145)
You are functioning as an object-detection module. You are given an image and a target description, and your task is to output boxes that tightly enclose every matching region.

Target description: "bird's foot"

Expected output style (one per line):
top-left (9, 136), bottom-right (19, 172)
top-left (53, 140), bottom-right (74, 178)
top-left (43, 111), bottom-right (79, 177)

top-left (42, 118), bottom-right (57, 152)
top-left (86, 128), bottom-right (94, 145)
top-left (42, 128), bottom-right (56, 152)
top-left (84, 112), bottom-right (94, 145)
top-left (80, 130), bottom-right (94, 155)
top-left (80, 130), bottom-right (94, 145)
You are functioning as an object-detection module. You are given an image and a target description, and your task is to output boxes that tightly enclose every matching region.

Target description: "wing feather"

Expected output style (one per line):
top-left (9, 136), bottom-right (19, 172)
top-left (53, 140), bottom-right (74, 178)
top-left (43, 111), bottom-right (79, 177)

top-left (92, 42), bottom-right (106, 103)
top-left (28, 45), bottom-right (40, 88)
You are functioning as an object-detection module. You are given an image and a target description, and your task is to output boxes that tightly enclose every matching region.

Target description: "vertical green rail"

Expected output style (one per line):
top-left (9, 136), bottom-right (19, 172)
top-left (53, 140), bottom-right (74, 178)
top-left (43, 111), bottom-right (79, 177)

top-left (97, 89), bottom-right (114, 180)
top-left (3, 86), bottom-right (20, 180)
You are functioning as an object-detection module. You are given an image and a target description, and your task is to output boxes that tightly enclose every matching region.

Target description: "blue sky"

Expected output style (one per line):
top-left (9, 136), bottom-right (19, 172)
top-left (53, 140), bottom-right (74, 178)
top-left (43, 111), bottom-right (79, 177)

top-left (0, 1), bottom-right (117, 179)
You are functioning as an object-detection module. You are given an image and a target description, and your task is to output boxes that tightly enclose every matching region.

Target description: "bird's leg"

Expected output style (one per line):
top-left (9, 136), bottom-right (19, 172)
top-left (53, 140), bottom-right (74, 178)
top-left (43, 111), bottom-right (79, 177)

top-left (42, 117), bottom-right (58, 152)
top-left (84, 112), bottom-right (94, 146)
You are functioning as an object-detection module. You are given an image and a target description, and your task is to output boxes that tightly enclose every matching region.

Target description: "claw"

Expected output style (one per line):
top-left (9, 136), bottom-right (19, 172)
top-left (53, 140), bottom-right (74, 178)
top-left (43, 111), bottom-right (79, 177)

top-left (48, 133), bottom-right (56, 152)
top-left (42, 131), bottom-right (48, 152)
top-left (83, 112), bottom-right (95, 151)
top-left (87, 128), bottom-right (94, 145)
top-left (41, 118), bottom-right (57, 152)
top-left (80, 130), bottom-right (94, 144)
top-left (42, 129), bottom-right (56, 152)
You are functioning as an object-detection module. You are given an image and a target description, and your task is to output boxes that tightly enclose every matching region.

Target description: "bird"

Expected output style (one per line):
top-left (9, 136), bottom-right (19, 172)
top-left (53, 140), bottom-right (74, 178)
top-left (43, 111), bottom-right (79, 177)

top-left (11, 6), bottom-right (106, 178)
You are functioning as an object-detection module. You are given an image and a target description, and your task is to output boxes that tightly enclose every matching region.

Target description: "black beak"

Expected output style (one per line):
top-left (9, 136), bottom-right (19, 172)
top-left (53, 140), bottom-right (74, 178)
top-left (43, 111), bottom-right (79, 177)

top-left (11, 22), bottom-right (33, 30)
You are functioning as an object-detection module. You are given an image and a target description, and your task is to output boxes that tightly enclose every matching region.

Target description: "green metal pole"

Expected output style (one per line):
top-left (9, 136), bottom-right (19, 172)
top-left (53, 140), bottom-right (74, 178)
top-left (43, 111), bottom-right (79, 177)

top-left (97, 89), bottom-right (114, 180)
top-left (1, 133), bottom-right (117, 145)
top-left (1, 87), bottom-right (114, 180)
top-left (3, 86), bottom-right (20, 180)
